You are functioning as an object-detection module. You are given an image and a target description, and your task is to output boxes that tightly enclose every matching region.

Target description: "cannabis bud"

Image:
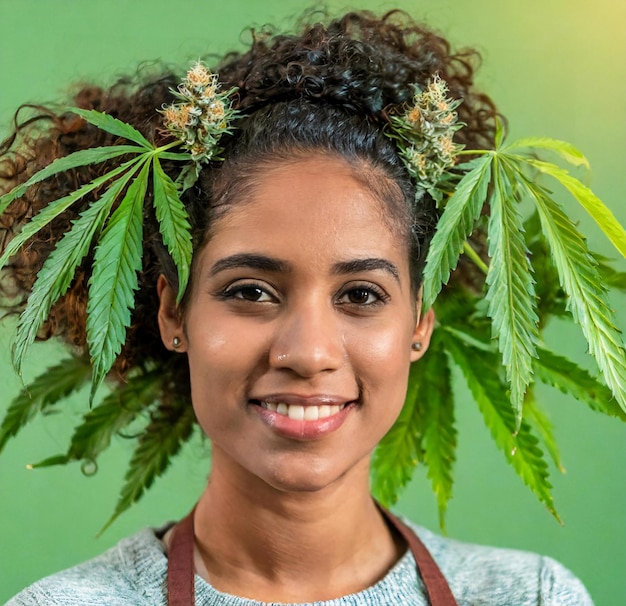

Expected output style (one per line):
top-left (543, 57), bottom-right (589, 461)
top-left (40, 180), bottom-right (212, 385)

top-left (161, 62), bottom-right (237, 165)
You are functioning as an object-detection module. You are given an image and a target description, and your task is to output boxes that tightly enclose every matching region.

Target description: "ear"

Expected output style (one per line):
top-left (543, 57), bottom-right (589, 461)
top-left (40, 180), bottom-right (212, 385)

top-left (157, 275), bottom-right (187, 352)
top-left (410, 306), bottom-right (435, 363)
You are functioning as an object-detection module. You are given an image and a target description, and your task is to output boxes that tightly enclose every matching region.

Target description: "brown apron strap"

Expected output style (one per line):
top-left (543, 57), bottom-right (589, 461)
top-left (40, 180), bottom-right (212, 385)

top-left (167, 508), bottom-right (195, 606)
top-left (378, 506), bottom-right (458, 606)
top-left (166, 505), bottom-right (458, 606)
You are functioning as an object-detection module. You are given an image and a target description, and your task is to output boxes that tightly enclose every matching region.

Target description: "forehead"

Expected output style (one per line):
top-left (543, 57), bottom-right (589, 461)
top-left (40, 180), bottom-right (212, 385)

top-left (201, 156), bottom-right (409, 274)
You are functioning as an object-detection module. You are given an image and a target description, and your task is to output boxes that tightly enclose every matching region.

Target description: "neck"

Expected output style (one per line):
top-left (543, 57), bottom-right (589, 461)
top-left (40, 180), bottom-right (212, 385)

top-left (191, 451), bottom-right (403, 602)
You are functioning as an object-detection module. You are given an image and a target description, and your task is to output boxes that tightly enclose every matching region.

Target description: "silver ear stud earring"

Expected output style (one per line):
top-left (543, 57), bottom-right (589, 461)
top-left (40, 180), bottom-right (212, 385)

top-left (411, 342), bottom-right (422, 352)
top-left (173, 336), bottom-right (182, 349)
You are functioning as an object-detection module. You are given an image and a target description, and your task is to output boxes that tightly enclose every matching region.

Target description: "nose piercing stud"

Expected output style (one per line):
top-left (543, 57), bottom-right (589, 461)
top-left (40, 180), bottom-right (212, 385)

top-left (172, 336), bottom-right (182, 349)
top-left (277, 354), bottom-right (288, 361)
top-left (411, 342), bottom-right (422, 352)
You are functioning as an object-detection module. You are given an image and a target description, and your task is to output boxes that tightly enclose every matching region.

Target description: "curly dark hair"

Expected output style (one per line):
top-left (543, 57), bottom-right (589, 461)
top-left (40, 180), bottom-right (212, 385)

top-left (0, 9), bottom-right (496, 395)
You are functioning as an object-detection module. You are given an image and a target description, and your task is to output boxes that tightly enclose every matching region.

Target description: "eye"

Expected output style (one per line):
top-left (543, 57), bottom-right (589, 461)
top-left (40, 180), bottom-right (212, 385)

top-left (337, 284), bottom-right (389, 307)
top-left (218, 281), bottom-right (277, 303)
top-left (234, 285), bottom-right (272, 302)
top-left (345, 288), bottom-right (377, 305)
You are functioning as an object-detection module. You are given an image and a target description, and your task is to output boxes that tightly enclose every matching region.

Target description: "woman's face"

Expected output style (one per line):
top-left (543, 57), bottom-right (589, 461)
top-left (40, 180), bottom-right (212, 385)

top-left (158, 155), bottom-right (434, 495)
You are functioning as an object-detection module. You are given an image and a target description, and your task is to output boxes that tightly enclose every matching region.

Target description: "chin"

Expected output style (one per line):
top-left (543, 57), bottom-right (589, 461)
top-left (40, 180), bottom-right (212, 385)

top-left (255, 454), bottom-right (369, 496)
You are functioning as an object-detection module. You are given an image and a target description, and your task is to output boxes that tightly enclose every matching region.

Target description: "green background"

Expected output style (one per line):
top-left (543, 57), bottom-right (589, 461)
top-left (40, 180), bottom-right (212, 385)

top-left (1, 0), bottom-right (624, 603)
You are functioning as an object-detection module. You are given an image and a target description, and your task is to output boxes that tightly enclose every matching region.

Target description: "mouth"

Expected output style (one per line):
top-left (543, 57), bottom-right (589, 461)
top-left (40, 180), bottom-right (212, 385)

top-left (248, 396), bottom-right (357, 439)
top-left (254, 401), bottom-right (348, 421)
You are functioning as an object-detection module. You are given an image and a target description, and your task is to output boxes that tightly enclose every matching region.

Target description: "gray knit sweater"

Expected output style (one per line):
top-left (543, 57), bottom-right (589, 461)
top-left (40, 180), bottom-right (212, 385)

top-left (5, 521), bottom-right (593, 605)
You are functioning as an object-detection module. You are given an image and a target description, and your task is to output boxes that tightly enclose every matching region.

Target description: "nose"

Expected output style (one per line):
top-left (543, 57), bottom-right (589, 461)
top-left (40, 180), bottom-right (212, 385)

top-left (268, 297), bottom-right (344, 377)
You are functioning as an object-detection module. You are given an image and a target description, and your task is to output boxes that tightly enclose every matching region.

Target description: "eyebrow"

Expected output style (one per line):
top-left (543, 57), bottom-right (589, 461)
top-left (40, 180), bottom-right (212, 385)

top-left (209, 254), bottom-right (288, 276)
top-left (209, 253), bottom-right (400, 283)
top-left (332, 258), bottom-right (400, 283)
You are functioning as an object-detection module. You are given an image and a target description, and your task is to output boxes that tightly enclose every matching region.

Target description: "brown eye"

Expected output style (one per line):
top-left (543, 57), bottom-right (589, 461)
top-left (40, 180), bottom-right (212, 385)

top-left (219, 282), bottom-right (277, 303)
top-left (337, 285), bottom-right (387, 307)
top-left (347, 288), bottom-right (373, 304)
top-left (237, 286), bottom-right (268, 301)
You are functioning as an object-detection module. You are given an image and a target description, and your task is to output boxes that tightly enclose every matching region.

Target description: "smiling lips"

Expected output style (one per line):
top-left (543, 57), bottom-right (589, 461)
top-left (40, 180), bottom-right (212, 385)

top-left (250, 396), bottom-right (356, 439)
top-left (259, 401), bottom-right (346, 421)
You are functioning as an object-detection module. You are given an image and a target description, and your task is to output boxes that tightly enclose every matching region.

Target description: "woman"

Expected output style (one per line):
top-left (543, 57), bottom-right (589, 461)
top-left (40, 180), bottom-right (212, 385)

top-left (0, 8), bottom-right (616, 604)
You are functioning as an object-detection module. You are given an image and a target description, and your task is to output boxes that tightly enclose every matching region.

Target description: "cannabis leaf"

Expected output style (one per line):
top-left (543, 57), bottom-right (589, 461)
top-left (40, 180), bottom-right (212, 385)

top-left (152, 157), bottom-right (193, 301)
top-left (0, 145), bottom-right (143, 215)
top-left (485, 159), bottom-right (539, 423)
top-left (516, 175), bottom-right (626, 413)
top-left (70, 108), bottom-right (153, 149)
top-left (0, 106), bottom-right (194, 397)
top-left (506, 137), bottom-right (590, 170)
top-left (523, 389), bottom-right (564, 473)
top-left (525, 213), bottom-right (568, 321)
top-left (0, 356), bottom-right (91, 453)
top-left (371, 330), bottom-right (458, 521)
top-left (422, 155), bottom-right (491, 308)
top-left (12, 161), bottom-right (145, 375)
top-left (86, 159), bottom-right (150, 401)
top-left (512, 151), bottom-right (626, 259)
top-left (419, 335), bottom-right (456, 530)
top-left (100, 401), bottom-right (196, 533)
top-left (444, 333), bottom-right (559, 521)
top-left (534, 347), bottom-right (626, 421)
top-left (0, 157), bottom-right (143, 269)
top-left (371, 361), bottom-right (425, 507)
top-left (596, 258), bottom-right (626, 290)
top-left (67, 369), bottom-right (161, 463)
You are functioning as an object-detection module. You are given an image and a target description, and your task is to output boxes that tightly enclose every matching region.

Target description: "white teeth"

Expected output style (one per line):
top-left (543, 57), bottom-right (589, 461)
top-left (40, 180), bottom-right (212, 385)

top-left (318, 405), bottom-right (331, 419)
top-left (261, 401), bottom-right (347, 420)
top-left (303, 406), bottom-right (319, 421)
top-left (287, 405), bottom-right (305, 420)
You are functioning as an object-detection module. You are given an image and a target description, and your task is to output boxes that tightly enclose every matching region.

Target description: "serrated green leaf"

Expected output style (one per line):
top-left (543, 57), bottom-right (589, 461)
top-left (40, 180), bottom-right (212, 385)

top-left (99, 401), bottom-right (195, 534)
top-left (70, 108), bottom-right (153, 149)
top-left (152, 157), bottom-right (193, 301)
top-left (68, 369), bottom-right (161, 462)
top-left (28, 454), bottom-right (71, 469)
top-left (420, 335), bottom-right (456, 531)
top-left (440, 324), bottom-right (494, 353)
top-left (445, 334), bottom-right (560, 522)
top-left (87, 160), bottom-right (150, 401)
top-left (494, 117), bottom-right (505, 148)
top-left (0, 355), bottom-right (91, 453)
top-left (371, 361), bottom-right (425, 507)
top-left (597, 263), bottom-right (626, 291)
top-left (422, 154), bottom-right (492, 308)
top-left (485, 159), bottom-right (539, 423)
top-left (0, 145), bottom-right (143, 215)
top-left (504, 137), bottom-right (590, 170)
top-left (435, 289), bottom-right (494, 352)
top-left (157, 152), bottom-right (191, 161)
top-left (534, 347), bottom-right (626, 421)
top-left (523, 389), bottom-right (565, 473)
top-left (522, 157), bottom-right (626, 259)
top-left (12, 162), bottom-right (144, 374)
top-left (525, 215), bottom-right (569, 322)
top-left (517, 174), bottom-right (626, 413)
top-left (0, 156), bottom-right (144, 269)
top-left (174, 162), bottom-right (200, 195)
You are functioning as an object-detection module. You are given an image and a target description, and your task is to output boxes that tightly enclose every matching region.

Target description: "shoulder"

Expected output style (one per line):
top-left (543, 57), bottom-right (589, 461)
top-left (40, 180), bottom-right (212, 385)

top-left (404, 520), bottom-right (594, 606)
top-left (5, 528), bottom-right (169, 606)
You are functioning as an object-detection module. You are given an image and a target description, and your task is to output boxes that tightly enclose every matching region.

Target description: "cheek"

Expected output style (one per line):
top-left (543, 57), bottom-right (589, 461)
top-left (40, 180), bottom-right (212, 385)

top-left (185, 310), bottom-right (255, 372)
top-left (351, 322), bottom-right (413, 405)
top-left (184, 318), bottom-right (255, 427)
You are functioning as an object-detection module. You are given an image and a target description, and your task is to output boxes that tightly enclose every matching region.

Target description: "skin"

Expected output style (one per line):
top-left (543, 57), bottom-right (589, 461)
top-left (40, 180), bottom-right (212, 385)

top-left (158, 155), bottom-right (435, 602)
